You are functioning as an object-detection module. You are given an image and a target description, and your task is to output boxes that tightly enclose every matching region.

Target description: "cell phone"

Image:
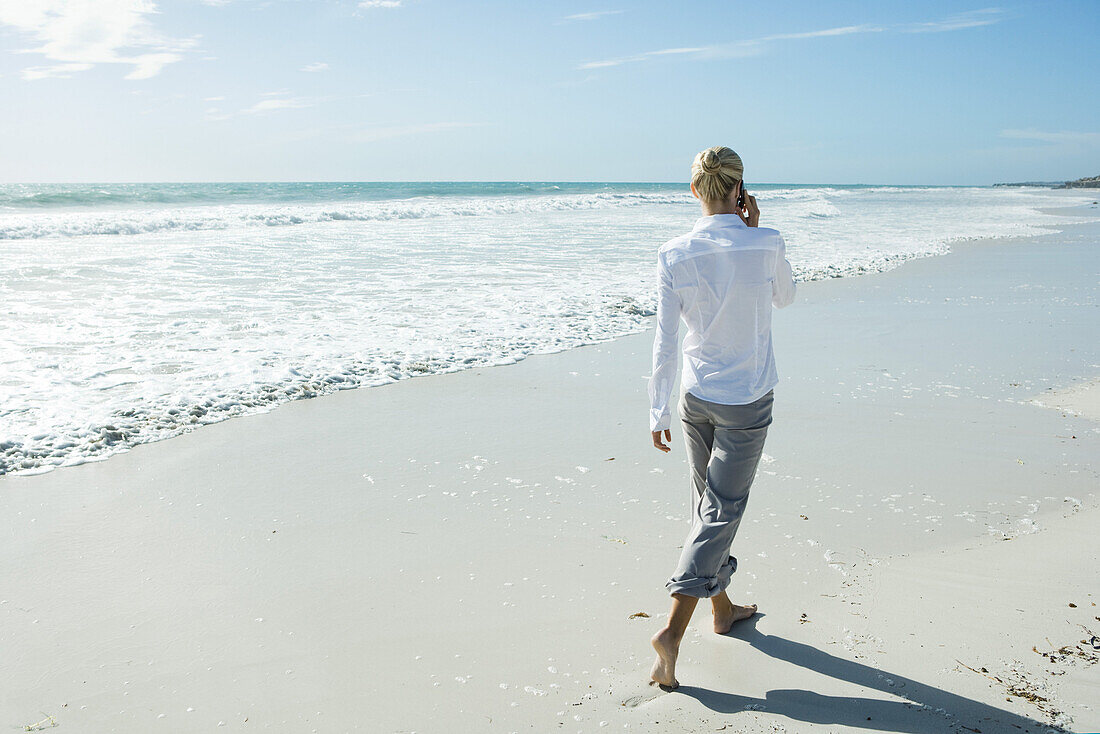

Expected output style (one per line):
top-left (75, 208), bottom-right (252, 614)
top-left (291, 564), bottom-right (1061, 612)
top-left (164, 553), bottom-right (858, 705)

top-left (737, 181), bottom-right (748, 209)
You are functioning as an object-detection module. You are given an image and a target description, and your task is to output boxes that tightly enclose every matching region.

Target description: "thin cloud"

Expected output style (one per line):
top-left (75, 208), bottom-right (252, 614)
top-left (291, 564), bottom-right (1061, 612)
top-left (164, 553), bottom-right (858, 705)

top-left (360, 0), bottom-right (402, 7)
top-left (563, 10), bottom-right (623, 22)
top-left (301, 62), bottom-right (329, 72)
top-left (1000, 129), bottom-right (1100, 146)
top-left (206, 93), bottom-right (313, 121)
top-left (576, 9), bottom-right (1004, 70)
top-left (698, 24), bottom-right (884, 60)
top-left (578, 46), bottom-right (707, 70)
top-left (905, 8), bottom-right (1003, 33)
top-left (0, 0), bottom-right (198, 81)
top-left (22, 62), bottom-right (92, 80)
top-left (578, 24), bottom-right (879, 69)
top-left (350, 122), bottom-right (484, 143)
top-left (648, 46), bottom-right (709, 56)
top-left (762, 25), bottom-right (885, 42)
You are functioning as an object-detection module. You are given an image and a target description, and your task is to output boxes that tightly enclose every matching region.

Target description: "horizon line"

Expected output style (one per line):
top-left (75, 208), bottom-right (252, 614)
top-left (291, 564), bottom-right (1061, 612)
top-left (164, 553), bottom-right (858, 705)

top-left (0, 179), bottom-right (1074, 187)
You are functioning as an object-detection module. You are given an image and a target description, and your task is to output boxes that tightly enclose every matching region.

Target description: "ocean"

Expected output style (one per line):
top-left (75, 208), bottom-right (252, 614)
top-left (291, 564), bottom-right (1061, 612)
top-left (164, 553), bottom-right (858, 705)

top-left (1, 182), bottom-right (1094, 476)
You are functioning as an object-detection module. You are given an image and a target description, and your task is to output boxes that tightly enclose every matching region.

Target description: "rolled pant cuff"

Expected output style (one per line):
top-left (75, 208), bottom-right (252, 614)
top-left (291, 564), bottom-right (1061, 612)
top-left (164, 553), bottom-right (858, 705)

top-left (665, 555), bottom-right (737, 598)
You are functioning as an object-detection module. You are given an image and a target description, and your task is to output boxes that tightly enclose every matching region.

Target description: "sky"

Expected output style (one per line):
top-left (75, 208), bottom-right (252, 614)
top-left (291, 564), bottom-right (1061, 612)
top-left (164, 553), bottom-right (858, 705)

top-left (0, 0), bottom-right (1097, 184)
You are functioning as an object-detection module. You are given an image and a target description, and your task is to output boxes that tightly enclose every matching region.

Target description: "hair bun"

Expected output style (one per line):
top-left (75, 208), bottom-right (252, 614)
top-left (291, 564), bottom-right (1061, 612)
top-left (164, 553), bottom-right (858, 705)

top-left (700, 150), bottom-right (722, 174)
top-left (691, 146), bottom-right (743, 202)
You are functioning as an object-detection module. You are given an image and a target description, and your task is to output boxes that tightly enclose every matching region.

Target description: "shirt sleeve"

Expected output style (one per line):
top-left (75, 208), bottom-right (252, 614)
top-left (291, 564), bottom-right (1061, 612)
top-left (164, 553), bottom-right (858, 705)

top-left (772, 233), bottom-right (797, 309)
top-left (648, 254), bottom-right (680, 432)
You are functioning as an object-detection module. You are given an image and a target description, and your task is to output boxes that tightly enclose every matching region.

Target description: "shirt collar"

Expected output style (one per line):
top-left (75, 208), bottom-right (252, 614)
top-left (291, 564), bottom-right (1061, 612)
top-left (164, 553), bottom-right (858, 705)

top-left (692, 213), bottom-right (747, 232)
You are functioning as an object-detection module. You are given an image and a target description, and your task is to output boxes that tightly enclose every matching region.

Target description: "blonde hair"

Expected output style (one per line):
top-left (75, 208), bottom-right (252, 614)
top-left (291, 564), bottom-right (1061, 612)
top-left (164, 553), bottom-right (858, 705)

top-left (691, 146), bottom-right (743, 203)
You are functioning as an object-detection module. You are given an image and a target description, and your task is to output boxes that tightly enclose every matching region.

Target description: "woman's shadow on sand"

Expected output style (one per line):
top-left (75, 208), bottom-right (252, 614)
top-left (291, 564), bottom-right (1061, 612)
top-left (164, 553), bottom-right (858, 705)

top-left (660, 614), bottom-right (1065, 733)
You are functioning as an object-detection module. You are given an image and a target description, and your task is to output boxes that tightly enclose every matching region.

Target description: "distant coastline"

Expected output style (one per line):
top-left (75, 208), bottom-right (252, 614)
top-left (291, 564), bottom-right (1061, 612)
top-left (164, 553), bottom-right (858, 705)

top-left (994, 175), bottom-right (1100, 189)
top-left (1059, 175), bottom-right (1100, 189)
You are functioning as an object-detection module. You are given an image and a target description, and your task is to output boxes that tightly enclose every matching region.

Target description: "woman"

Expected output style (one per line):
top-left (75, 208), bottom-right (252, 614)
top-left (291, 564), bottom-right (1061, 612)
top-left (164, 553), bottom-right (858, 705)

top-left (647, 146), bottom-right (797, 689)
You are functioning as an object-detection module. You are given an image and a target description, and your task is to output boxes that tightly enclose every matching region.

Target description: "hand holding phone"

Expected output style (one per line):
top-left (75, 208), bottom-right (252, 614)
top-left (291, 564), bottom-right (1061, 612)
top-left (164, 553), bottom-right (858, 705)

top-left (737, 181), bottom-right (760, 228)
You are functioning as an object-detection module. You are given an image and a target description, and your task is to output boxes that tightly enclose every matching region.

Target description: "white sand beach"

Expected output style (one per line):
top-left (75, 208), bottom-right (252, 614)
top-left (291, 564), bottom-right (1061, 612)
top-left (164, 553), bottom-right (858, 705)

top-left (2, 208), bottom-right (1098, 733)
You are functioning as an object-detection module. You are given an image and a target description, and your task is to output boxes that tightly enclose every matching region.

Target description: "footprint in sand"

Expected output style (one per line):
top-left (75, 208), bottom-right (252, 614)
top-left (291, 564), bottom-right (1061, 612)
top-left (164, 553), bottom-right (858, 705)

top-left (622, 692), bottom-right (662, 708)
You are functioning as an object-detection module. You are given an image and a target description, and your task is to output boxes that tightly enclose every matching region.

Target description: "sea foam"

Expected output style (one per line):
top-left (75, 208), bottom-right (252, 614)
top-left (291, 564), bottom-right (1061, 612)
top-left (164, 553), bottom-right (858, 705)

top-left (1, 183), bottom-right (1096, 476)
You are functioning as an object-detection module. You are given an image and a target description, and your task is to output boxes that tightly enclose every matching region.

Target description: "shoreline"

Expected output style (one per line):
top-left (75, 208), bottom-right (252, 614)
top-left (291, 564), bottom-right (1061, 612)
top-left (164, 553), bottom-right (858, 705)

top-left (6, 192), bottom-right (1098, 480)
top-left (1, 208), bottom-right (1098, 733)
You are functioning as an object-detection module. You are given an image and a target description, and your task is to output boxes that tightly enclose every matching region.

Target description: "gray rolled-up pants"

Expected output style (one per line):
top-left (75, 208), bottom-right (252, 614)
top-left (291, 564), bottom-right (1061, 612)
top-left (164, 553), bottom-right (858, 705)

top-left (666, 388), bottom-right (774, 598)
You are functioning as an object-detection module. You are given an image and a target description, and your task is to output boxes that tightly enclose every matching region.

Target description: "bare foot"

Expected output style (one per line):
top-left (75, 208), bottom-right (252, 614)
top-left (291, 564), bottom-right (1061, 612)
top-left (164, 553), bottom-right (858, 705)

top-left (649, 627), bottom-right (680, 690)
top-left (712, 601), bottom-right (757, 634)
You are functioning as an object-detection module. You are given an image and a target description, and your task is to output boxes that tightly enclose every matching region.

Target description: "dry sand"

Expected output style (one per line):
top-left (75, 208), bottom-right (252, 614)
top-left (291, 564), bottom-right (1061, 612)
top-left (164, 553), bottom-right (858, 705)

top-left (2, 214), bottom-right (1097, 733)
top-left (1032, 378), bottom-right (1100, 423)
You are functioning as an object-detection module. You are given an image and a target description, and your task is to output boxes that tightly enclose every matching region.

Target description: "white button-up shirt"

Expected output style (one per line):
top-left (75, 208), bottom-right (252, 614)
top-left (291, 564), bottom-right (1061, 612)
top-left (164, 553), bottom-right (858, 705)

top-left (649, 214), bottom-right (797, 432)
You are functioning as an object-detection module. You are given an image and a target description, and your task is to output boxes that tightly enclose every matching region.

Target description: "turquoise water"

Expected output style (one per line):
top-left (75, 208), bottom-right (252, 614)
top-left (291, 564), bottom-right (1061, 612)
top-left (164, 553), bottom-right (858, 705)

top-left (0, 181), bottom-right (886, 210)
